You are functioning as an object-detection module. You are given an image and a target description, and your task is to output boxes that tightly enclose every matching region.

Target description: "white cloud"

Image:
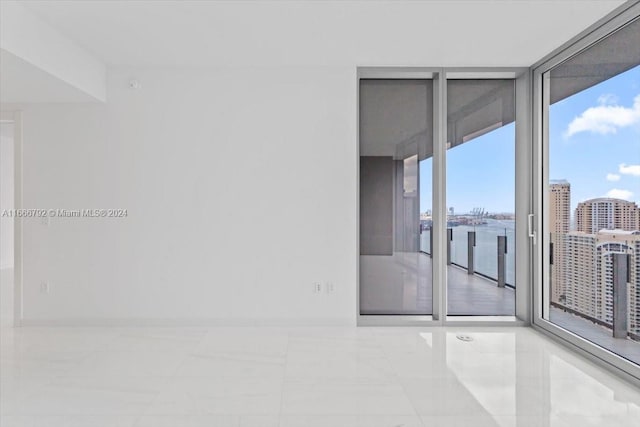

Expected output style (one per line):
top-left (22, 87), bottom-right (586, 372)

top-left (606, 173), bottom-right (621, 182)
top-left (598, 94), bottom-right (619, 105)
top-left (606, 188), bottom-right (634, 200)
top-left (564, 94), bottom-right (640, 137)
top-left (619, 163), bottom-right (640, 177)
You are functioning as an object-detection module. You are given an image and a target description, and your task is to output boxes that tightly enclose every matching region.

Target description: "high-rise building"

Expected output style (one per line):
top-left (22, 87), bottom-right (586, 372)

top-left (551, 192), bottom-right (640, 338)
top-left (575, 198), bottom-right (640, 233)
top-left (549, 180), bottom-right (571, 234)
top-left (561, 232), bottom-right (597, 317)
top-left (560, 230), bottom-right (640, 338)
top-left (549, 181), bottom-right (571, 304)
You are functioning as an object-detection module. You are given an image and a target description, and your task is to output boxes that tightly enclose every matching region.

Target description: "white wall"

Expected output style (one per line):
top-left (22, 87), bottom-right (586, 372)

top-left (17, 67), bottom-right (356, 324)
top-left (0, 50), bottom-right (104, 104)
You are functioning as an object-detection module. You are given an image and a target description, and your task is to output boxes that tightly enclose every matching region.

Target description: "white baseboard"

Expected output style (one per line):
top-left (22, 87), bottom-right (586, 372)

top-left (17, 317), bottom-right (356, 327)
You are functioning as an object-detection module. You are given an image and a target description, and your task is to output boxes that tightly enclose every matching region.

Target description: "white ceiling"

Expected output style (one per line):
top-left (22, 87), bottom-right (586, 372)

top-left (18, 0), bottom-right (626, 68)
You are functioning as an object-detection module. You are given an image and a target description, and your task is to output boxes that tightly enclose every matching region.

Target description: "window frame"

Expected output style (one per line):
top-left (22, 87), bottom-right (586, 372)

top-left (356, 67), bottom-right (531, 326)
top-left (531, 1), bottom-right (640, 384)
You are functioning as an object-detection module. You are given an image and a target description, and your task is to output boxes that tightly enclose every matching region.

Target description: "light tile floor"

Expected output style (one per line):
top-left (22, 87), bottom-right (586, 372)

top-left (1, 326), bottom-right (639, 426)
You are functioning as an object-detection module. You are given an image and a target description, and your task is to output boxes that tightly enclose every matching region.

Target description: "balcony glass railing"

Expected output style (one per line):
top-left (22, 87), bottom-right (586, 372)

top-left (420, 227), bottom-right (431, 255)
top-left (421, 225), bottom-right (516, 287)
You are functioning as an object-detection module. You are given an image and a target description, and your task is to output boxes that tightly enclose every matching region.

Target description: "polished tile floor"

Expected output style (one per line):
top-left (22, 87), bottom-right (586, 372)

top-left (1, 326), bottom-right (639, 426)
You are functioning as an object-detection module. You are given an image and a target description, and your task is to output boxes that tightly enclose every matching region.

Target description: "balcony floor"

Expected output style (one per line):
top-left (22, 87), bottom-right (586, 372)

top-left (549, 307), bottom-right (640, 365)
top-left (360, 252), bottom-right (515, 316)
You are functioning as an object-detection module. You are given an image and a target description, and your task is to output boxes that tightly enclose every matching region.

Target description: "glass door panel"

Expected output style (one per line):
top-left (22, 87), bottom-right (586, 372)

top-left (359, 79), bottom-right (433, 315)
top-left (543, 17), bottom-right (640, 364)
top-left (446, 79), bottom-right (516, 316)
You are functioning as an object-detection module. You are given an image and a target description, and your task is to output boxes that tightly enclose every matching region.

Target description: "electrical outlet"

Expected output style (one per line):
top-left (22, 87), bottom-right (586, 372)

top-left (40, 281), bottom-right (50, 294)
top-left (312, 281), bottom-right (322, 293)
top-left (326, 281), bottom-right (335, 294)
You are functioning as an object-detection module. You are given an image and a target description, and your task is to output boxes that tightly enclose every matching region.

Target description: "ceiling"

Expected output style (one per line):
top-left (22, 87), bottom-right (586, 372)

top-left (18, 0), bottom-right (626, 68)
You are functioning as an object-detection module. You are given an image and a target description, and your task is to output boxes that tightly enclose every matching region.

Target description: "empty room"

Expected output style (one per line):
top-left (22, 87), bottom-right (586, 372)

top-left (1, 0), bottom-right (640, 426)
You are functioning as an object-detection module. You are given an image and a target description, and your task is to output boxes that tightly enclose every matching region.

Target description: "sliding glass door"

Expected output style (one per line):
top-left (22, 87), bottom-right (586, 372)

top-left (358, 72), bottom-right (526, 320)
top-left (446, 79), bottom-right (517, 316)
top-left (535, 6), bottom-right (640, 376)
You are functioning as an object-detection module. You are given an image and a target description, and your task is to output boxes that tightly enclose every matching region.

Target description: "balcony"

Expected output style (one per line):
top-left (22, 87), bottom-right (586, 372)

top-left (550, 307), bottom-right (640, 365)
top-left (360, 237), bottom-right (516, 316)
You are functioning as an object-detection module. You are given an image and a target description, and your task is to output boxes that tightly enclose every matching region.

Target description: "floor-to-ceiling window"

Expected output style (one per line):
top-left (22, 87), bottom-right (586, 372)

top-left (446, 79), bottom-right (516, 316)
top-left (358, 71), bottom-right (527, 321)
top-left (357, 3), bottom-right (639, 384)
top-left (536, 7), bottom-right (640, 376)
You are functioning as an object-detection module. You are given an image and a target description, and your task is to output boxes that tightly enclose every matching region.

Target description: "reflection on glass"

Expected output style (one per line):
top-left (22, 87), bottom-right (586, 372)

top-left (359, 80), bottom-right (433, 315)
top-left (446, 79), bottom-right (516, 316)
top-left (546, 18), bottom-right (640, 364)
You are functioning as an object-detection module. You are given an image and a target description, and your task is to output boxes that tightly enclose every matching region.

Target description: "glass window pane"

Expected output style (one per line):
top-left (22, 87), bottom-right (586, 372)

top-left (446, 79), bottom-right (516, 316)
top-left (545, 17), bottom-right (640, 364)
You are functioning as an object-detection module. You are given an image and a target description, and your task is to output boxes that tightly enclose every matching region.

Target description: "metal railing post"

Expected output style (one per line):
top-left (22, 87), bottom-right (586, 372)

top-left (497, 235), bottom-right (507, 288)
top-left (467, 231), bottom-right (475, 275)
top-left (613, 253), bottom-right (629, 339)
top-left (447, 228), bottom-right (452, 265)
top-left (429, 227), bottom-right (433, 258)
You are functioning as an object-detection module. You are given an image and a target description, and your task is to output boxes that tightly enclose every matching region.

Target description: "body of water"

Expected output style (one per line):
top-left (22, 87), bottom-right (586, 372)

top-left (420, 219), bottom-right (516, 286)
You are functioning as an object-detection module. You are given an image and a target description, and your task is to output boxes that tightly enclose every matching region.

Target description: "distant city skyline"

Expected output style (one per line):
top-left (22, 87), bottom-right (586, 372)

top-left (548, 182), bottom-right (640, 339)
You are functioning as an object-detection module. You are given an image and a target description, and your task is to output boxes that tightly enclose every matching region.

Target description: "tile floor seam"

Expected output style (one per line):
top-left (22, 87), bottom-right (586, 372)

top-left (276, 330), bottom-right (291, 426)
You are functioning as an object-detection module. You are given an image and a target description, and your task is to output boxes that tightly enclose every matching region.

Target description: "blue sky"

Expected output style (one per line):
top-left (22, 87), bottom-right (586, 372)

top-left (549, 65), bottom-right (640, 213)
top-left (420, 65), bottom-right (640, 214)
